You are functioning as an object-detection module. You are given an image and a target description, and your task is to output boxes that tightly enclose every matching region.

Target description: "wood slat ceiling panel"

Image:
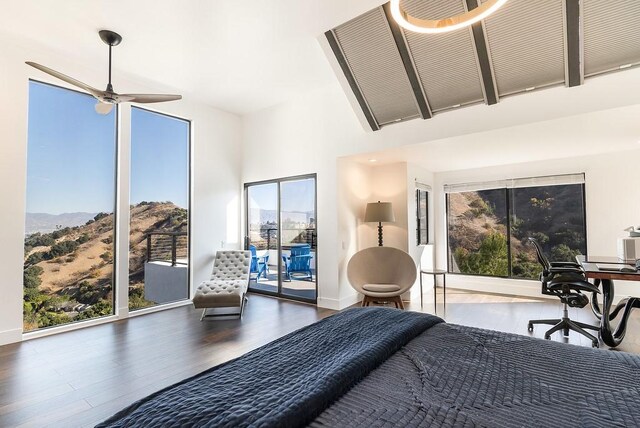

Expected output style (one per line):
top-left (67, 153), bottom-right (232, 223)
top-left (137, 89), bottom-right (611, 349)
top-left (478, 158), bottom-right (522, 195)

top-left (401, 0), bottom-right (484, 111)
top-left (584, 0), bottom-right (640, 76)
top-left (482, 0), bottom-right (566, 96)
top-left (334, 8), bottom-right (420, 125)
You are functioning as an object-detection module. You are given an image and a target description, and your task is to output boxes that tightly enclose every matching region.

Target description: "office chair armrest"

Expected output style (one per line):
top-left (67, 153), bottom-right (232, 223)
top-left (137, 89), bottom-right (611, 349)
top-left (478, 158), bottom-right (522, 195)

top-left (550, 261), bottom-right (581, 268)
top-left (548, 266), bottom-right (584, 275)
top-left (545, 269), bottom-right (587, 283)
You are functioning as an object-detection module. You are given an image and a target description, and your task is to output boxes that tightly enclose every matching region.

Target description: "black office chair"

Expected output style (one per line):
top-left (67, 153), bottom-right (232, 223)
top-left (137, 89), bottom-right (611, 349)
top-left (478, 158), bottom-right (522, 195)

top-left (526, 238), bottom-right (601, 348)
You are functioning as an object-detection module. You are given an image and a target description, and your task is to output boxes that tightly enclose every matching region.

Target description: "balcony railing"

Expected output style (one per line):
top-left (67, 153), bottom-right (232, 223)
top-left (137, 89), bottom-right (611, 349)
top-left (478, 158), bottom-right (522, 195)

top-left (247, 228), bottom-right (316, 250)
top-left (146, 232), bottom-right (188, 266)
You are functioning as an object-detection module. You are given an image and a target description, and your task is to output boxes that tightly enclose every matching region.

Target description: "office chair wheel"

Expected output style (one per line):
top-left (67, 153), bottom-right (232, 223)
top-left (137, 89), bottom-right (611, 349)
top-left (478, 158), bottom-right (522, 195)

top-left (527, 322), bottom-right (533, 332)
top-left (592, 340), bottom-right (599, 348)
top-left (544, 334), bottom-right (551, 340)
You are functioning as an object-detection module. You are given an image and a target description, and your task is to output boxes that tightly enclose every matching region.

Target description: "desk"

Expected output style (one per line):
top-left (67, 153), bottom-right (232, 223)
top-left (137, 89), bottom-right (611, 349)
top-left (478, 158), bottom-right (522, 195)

top-left (576, 255), bottom-right (640, 347)
top-left (419, 269), bottom-right (446, 312)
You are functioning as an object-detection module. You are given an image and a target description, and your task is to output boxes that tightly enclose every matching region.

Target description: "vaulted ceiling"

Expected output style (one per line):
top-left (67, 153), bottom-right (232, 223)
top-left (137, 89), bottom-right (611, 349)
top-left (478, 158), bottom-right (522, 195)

top-left (326, 0), bottom-right (640, 130)
top-left (0, 0), bottom-right (385, 114)
top-left (3, 0), bottom-right (639, 119)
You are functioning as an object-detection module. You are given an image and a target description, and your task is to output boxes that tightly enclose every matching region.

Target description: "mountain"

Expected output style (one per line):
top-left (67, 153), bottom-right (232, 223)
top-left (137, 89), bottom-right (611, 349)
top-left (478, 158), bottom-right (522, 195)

top-left (25, 212), bottom-right (97, 235)
top-left (23, 201), bottom-right (188, 331)
top-left (249, 208), bottom-right (315, 224)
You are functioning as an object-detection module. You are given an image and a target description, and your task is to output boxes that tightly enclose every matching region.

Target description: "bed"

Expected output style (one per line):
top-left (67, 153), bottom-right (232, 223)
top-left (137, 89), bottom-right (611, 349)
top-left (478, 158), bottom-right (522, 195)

top-left (97, 307), bottom-right (640, 427)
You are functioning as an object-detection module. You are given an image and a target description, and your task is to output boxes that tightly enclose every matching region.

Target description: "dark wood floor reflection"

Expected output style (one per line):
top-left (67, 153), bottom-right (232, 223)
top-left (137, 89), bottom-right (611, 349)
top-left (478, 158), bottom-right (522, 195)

top-left (1, 290), bottom-right (638, 427)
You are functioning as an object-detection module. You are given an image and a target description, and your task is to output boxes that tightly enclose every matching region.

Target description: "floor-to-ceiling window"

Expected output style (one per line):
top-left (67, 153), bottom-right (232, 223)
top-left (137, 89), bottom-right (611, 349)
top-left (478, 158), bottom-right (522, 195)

top-left (245, 175), bottom-right (317, 303)
top-left (23, 81), bottom-right (117, 331)
top-left (446, 174), bottom-right (587, 280)
top-left (128, 107), bottom-right (190, 310)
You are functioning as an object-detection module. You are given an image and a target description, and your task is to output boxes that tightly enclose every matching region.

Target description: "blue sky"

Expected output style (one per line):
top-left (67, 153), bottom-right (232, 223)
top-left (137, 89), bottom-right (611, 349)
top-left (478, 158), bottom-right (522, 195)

top-left (248, 178), bottom-right (315, 213)
top-left (130, 107), bottom-right (189, 208)
top-left (26, 81), bottom-right (188, 214)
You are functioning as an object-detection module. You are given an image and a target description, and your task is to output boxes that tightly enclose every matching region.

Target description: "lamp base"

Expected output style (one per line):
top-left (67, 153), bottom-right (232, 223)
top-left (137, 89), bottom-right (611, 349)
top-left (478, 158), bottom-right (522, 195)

top-left (378, 222), bottom-right (383, 246)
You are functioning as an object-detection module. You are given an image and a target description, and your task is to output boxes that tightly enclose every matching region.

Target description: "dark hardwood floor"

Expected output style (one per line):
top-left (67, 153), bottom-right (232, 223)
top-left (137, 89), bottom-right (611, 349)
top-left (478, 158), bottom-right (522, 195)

top-left (1, 290), bottom-right (639, 427)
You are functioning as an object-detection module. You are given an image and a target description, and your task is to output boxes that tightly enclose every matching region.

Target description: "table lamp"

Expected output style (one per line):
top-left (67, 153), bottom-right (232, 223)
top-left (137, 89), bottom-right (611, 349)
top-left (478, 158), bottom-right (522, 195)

top-left (364, 201), bottom-right (395, 246)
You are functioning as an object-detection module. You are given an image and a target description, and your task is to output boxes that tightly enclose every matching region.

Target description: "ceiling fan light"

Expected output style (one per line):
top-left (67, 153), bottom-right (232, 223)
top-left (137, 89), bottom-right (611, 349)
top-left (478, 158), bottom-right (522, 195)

top-left (95, 101), bottom-right (114, 115)
top-left (389, 0), bottom-right (509, 34)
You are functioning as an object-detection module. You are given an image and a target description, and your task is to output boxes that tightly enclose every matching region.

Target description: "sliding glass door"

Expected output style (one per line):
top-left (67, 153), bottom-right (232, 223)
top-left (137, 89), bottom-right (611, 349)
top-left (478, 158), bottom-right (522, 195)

top-left (245, 175), bottom-right (317, 303)
top-left (246, 182), bottom-right (278, 295)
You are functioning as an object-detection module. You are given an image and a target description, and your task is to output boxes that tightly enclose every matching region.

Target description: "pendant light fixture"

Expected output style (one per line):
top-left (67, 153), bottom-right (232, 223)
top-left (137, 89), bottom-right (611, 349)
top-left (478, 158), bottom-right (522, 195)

top-left (389, 0), bottom-right (509, 34)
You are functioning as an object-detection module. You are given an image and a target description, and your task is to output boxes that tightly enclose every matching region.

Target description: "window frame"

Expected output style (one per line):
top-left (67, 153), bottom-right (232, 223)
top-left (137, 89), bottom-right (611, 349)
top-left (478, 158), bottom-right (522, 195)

top-left (445, 179), bottom-right (588, 280)
top-left (416, 188), bottom-right (429, 245)
top-left (129, 105), bottom-right (193, 309)
top-left (24, 79), bottom-right (119, 331)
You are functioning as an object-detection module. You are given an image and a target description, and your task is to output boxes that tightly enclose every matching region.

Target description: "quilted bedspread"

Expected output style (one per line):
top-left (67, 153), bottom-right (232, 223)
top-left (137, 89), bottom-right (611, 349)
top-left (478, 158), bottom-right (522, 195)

top-left (96, 307), bottom-right (442, 427)
top-left (312, 323), bottom-right (640, 427)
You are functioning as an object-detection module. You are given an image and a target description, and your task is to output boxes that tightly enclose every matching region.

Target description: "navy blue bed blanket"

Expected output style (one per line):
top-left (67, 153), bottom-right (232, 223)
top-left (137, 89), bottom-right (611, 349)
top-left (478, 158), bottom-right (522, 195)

top-left (97, 307), bottom-right (443, 428)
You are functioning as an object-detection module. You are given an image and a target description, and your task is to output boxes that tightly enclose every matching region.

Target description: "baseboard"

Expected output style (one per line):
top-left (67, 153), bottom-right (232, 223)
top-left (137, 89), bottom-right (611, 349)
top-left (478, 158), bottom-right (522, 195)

top-left (446, 275), bottom-right (548, 300)
top-left (0, 328), bottom-right (23, 346)
top-left (317, 293), bottom-right (361, 310)
top-left (443, 274), bottom-right (632, 305)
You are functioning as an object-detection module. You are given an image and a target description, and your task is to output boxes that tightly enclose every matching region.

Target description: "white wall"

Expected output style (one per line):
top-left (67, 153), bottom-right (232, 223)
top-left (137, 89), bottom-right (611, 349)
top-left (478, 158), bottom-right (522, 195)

top-left (242, 57), bottom-right (640, 310)
top-left (336, 158), bottom-right (373, 304)
top-left (336, 160), bottom-right (431, 304)
top-left (0, 32), bottom-right (242, 345)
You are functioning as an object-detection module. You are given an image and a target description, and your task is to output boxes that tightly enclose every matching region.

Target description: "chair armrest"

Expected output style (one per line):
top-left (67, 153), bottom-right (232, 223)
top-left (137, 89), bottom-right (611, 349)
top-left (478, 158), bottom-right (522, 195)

top-left (545, 269), bottom-right (586, 283)
top-left (548, 266), bottom-right (584, 275)
top-left (550, 261), bottom-right (581, 268)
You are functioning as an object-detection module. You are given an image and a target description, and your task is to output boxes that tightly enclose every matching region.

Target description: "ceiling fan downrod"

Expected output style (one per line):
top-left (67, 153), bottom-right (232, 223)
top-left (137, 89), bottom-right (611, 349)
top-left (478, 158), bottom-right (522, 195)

top-left (98, 30), bottom-right (122, 93)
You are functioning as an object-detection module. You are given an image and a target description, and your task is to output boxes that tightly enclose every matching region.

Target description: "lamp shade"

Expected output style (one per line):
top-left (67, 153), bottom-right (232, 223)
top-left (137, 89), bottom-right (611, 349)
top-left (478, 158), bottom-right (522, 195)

top-left (364, 202), bottom-right (395, 223)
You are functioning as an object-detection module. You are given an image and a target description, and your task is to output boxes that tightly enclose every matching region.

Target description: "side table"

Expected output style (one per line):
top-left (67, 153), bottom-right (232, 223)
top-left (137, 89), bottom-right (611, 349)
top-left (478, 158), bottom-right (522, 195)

top-left (419, 269), bottom-right (447, 313)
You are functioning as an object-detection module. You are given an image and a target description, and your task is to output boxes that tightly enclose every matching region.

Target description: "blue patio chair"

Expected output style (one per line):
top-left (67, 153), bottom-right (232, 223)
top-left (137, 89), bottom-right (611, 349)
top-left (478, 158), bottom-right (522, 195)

top-left (249, 245), bottom-right (269, 281)
top-left (282, 244), bottom-right (313, 281)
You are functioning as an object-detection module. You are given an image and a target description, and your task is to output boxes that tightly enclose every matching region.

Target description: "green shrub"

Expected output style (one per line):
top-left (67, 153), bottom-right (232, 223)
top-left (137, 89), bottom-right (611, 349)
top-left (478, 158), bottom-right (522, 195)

top-left (93, 212), bottom-right (109, 222)
top-left (76, 233), bottom-right (90, 244)
top-left (454, 232), bottom-right (509, 277)
top-left (75, 300), bottom-right (113, 320)
top-left (23, 265), bottom-right (44, 289)
top-left (49, 240), bottom-right (79, 258)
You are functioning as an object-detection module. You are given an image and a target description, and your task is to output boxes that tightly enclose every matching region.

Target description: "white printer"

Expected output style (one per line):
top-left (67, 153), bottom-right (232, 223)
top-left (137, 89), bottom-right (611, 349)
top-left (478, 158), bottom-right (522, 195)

top-left (618, 237), bottom-right (640, 260)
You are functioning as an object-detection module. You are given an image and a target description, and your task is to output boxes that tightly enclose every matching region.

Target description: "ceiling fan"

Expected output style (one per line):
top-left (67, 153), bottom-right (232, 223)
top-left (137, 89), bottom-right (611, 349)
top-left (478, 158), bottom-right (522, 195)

top-left (26, 30), bottom-right (182, 115)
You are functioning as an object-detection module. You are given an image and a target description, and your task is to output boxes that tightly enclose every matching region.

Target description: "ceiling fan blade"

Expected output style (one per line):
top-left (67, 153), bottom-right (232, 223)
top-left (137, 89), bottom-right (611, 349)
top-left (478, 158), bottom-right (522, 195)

top-left (26, 62), bottom-right (102, 97)
top-left (118, 94), bottom-right (182, 103)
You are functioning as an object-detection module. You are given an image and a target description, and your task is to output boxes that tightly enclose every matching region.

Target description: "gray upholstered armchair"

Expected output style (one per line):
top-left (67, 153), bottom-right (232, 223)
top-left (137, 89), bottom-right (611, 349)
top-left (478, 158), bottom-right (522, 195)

top-left (347, 247), bottom-right (417, 309)
top-left (193, 250), bottom-right (251, 320)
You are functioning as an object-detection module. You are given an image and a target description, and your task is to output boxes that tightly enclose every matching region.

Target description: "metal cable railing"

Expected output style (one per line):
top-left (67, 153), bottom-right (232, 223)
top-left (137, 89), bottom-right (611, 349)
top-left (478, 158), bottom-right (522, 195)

top-left (247, 228), bottom-right (316, 250)
top-left (146, 232), bottom-right (188, 266)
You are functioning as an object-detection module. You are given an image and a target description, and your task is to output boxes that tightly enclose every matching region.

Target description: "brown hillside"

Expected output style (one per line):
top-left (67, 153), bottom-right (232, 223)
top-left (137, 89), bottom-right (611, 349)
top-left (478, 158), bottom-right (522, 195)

top-left (448, 192), bottom-right (531, 256)
top-left (27, 202), bottom-right (187, 297)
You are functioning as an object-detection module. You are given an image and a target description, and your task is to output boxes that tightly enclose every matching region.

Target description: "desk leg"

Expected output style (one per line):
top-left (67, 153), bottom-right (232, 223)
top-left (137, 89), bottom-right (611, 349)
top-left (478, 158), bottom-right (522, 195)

top-left (599, 279), bottom-right (640, 347)
top-left (433, 274), bottom-right (437, 314)
top-left (590, 279), bottom-right (602, 319)
top-left (419, 272), bottom-right (423, 309)
top-left (443, 274), bottom-right (446, 308)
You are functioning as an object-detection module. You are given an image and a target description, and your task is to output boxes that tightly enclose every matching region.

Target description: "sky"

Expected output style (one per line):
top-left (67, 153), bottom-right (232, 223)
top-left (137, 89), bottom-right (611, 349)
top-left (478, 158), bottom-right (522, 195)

top-left (248, 178), bottom-right (315, 216)
top-left (26, 81), bottom-right (189, 214)
top-left (130, 107), bottom-right (189, 208)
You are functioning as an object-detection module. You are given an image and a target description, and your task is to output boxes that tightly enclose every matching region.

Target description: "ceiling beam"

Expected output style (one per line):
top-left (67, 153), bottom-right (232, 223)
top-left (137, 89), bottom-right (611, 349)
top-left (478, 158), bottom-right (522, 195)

top-left (325, 30), bottom-right (380, 131)
top-left (381, 3), bottom-right (432, 119)
top-left (564, 0), bottom-right (583, 87)
top-left (465, 0), bottom-right (499, 105)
